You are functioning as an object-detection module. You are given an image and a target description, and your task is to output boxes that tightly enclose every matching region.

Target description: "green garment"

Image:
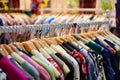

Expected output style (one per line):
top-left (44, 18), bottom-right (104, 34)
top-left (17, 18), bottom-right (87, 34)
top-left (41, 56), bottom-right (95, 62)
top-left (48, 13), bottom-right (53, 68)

top-left (32, 56), bottom-right (56, 80)
top-left (86, 41), bottom-right (103, 54)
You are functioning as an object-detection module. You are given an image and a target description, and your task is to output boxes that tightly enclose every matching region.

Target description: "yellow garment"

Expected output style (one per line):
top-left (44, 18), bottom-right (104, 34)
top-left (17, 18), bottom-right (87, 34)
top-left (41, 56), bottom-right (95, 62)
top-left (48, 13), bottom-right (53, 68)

top-left (2, 0), bottom-right (8, 11)
top-left (101, 0), bottom-right (112, 11)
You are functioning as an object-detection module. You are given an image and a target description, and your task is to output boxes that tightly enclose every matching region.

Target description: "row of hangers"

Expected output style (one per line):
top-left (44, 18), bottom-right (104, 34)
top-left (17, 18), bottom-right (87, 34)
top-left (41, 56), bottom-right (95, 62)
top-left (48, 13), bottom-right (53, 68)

top-left (0, 28), bottom-right (118, 58)
top-left (0, 21), bottom-right (109, 43)
top-left (0, 12), bottom-right (31, 26)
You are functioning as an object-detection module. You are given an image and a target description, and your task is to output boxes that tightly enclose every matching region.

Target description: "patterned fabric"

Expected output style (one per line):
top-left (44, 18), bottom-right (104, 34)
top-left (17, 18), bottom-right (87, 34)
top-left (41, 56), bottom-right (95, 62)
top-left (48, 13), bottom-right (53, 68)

top-left (72, 50), bottom-right (87, 80)
top-left (31, 0), bottom-right (43, 14)
top-left (47, 57), bottom-right (64, 80)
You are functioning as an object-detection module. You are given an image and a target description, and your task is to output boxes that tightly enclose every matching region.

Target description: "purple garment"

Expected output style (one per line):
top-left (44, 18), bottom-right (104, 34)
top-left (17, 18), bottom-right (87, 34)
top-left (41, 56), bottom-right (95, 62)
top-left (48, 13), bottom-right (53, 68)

top-left (0, 56), bottom-right (29, 80)
top-left (22, 54), bottom-right (51, 80)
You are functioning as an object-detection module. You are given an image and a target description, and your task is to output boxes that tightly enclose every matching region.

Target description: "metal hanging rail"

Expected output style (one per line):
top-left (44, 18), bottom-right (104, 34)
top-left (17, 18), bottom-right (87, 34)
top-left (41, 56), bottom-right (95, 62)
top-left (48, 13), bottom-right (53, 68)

top-left (0, 21), bottom-right (110, 33)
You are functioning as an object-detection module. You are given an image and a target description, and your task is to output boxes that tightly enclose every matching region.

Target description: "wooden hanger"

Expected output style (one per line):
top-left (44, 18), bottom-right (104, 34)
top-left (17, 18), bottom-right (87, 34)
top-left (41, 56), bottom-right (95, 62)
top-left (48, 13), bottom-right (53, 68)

top-left (42, 39), bottom-right (53, 46)
top-left (9, 44), bottom-right (19, 53)
top-left (28, 41), bottom-right (38, 50)
top-left (42, 38), bottom-right (66, 55)
top-left (9, 44), bottom-right (23, 56)
top-left (28, 40), bottom-right (50, 58)
top-left (2, 44), bottom-right (25, 64)
top-left (59, 36), bottom-right (68, 42)
top-left (0, 45), bottom-right (9, 56)
top-left (41, 40), bottom-right (50, 48)
top-left (0, 46), bottom-right (6, 56)
top-left (76, 34), bottom-right (89, 44)
top-left (30, 39), bottom-right (42, 51)
top-left (33, 39), bottom-right (54, 56)
top-left (79, 33), bottom-right (93, 41)
top-left (38, 40), bottom-right (47, 48)
top-left (22, 42), bottom-right (33, 53)
top-left (54, 37), bottom-right (64, 45)
top-left (13, 42), bottom-right (26, 51)
top-left (43, 38), bottom-right (58, 45)
top-left (3, 44), bottom-right (14, 55)
top-left (70, 36), bottom-right (79, 42)
top-left (72, 35), bottom-right (90, 50)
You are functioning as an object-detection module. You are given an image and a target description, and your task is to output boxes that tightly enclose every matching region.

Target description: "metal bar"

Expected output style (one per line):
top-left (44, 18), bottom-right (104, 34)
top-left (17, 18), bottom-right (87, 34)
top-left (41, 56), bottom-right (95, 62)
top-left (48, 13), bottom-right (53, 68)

top-left (0, 21), bottom-right (110, 33)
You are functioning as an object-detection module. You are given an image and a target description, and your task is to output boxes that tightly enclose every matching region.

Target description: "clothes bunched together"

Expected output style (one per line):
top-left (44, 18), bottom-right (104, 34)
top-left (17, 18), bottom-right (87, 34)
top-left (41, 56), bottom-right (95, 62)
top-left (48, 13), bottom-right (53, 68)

top-left (0, 30), bottom-right (120, 80)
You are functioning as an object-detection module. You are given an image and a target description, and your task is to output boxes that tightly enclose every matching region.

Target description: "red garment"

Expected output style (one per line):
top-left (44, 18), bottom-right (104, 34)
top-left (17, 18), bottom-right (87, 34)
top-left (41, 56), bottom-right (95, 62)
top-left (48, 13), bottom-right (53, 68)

top-left (72, 50), bottom-right (87, 80)
top-left (32, 0), bottom-right (42, 5)
top-left (31, 0), bottom-right (43, 14)
top-left (47, 57), bottom-right (64, 80)
top-left (13, 0), bottom-right (19, 8)
top-left (79, 0), bottom-right (96, 8)
top-left (106, 45), bottom-right (116, 54)
top-left (79, 0), bottom-right (96, 13)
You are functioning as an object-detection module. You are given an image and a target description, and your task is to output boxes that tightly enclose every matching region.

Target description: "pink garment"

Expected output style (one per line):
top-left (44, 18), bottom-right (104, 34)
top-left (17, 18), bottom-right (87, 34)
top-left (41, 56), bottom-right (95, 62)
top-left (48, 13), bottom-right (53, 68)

top-left (0, 56), bottom-right (29, 80)
top-left (22, 54), bottom-right (51, 80)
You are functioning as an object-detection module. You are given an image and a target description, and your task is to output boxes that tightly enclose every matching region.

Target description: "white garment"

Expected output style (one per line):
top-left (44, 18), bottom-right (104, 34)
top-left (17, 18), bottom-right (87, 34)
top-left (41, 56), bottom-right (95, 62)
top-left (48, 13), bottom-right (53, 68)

top-left (63, 53), bottom-right (80, 80)
top-left (32, 49), bottom-right (60, 78)
top-left (20, 0), bottom-right (31, 11)
top-left (0, 69), bottom-right (7, 80)
top-left (51, 45), bottom-right (80, 80)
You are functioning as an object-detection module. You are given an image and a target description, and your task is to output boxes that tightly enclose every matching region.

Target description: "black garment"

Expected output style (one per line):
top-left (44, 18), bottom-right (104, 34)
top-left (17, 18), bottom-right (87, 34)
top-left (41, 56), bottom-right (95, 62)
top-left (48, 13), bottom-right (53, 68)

top-left (0, 18), bottom-right (3, 26)
top-left (55, 53), bottom-right (74, 80)
top-left (72, 35), bottom-right (81, 41)
top-left (61, 44), bottom-right (83, 80)
top-left (0, 54), bottom-right (3, 60)
top-left (62, 42), bottom-right (74, 52)
top-left (16, 46), bottom-right (32, 57)
top-left (67, 42), bottom-right (80, 51)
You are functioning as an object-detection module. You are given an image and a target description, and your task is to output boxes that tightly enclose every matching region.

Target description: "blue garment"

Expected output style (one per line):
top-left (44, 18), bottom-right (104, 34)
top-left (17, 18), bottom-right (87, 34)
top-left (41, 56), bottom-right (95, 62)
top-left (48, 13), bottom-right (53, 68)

top-left (117, 0), bottom-right (120, 4)
top-left (87, 49), bottom-right (104, 80)
top-left (21, 61), bottom-right (40, 80)
top-left (9, 58), bottom-right (34, 80)
top-left (43, 17), bottom-right (55, 24)
top-left (104, 39), bottom-right (115, 48)
top-left (94, 38), bottom-right (118, 80)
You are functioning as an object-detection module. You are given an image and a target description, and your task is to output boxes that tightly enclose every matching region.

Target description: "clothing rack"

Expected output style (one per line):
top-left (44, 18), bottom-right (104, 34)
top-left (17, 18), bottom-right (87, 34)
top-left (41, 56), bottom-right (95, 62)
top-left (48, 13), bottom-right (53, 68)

top-left (0, 8), bottom-right (26, 13)
top-left (0, 21), bottom-right (110, 33)
top-left (40, 8), bottom-right (103, 14)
